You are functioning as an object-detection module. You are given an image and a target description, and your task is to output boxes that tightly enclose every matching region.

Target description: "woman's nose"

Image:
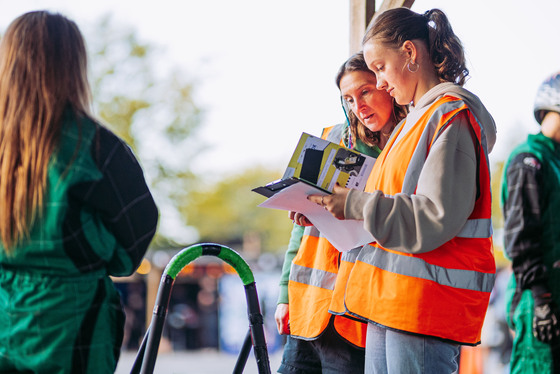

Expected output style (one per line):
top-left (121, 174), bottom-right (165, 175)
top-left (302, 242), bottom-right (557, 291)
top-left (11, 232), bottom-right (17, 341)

top-left (376, 78), bottom-right (387, 90)
top-left (357, 96), bottom-right (369, 109)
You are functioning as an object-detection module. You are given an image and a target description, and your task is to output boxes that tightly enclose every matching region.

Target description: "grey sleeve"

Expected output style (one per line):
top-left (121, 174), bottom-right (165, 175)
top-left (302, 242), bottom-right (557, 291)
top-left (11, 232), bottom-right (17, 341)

top-left (344, 113), bottom-right (478, 253)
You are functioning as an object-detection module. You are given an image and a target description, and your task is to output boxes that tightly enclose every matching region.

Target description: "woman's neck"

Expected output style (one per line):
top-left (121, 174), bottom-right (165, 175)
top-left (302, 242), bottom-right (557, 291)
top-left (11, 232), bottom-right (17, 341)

top-left (378, 121), bottom-right (395, 150)
top-left (412, 71), bottom-right (441, 107)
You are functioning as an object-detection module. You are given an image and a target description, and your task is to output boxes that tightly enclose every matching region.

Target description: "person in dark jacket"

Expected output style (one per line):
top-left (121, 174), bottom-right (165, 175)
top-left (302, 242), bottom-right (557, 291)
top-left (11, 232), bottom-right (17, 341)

top-left (0, 11), bottom-right (159, 373)
top-left (501, 72), bottom-right (560, 374)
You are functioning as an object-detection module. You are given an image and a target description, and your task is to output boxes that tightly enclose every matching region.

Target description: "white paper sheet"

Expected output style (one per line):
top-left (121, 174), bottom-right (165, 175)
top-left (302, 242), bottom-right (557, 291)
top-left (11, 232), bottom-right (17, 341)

top-left (258, 181), bottom-right (374, 252)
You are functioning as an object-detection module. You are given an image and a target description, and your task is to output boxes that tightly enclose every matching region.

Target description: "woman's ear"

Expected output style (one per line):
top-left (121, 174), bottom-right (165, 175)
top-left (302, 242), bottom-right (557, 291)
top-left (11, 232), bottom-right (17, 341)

top-left (402, 40), bottom-right (418, 62)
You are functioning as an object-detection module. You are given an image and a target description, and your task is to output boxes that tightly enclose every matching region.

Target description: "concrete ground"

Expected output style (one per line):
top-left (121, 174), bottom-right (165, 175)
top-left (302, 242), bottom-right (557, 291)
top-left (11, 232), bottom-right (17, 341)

top-left (115, 348), bottom-right (283, 374)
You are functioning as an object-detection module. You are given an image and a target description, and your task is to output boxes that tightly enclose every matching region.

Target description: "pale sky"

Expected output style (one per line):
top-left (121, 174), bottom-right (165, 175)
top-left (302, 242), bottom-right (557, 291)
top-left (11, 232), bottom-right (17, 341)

top-left (2, 0), bottom-right (560, 242)
top-left (2, 0), bottom-right (559, 177)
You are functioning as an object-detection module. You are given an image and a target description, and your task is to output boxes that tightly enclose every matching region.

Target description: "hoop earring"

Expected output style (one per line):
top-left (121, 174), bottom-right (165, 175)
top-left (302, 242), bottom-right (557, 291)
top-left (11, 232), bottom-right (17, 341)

top-left (407, 60), bottom-right (419, 73)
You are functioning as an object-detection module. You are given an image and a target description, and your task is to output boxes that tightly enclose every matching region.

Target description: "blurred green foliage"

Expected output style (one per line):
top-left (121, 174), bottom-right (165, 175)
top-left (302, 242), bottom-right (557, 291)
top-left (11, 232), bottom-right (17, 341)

top-left (86, 16), bottom-right (291, 252)
top-left (181, 167), bottom-right (293, 253)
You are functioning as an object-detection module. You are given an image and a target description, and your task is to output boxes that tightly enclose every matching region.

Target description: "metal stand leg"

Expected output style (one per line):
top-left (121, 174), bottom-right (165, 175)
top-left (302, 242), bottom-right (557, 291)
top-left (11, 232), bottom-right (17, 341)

top-left (233, 329), bottom-right (253, 374)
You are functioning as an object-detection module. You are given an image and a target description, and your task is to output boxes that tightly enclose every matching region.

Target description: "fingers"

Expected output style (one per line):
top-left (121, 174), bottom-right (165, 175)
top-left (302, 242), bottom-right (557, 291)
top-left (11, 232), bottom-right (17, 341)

top-left (274, 304), bottom-right (290, 335)
top-left (281, 321), bottom-right (290, 335)
top-left (289, 211), bottom-right (313, 226)
top-left (308, 193), bottom-right (329, 207)
top-left (307, 194), bottom-right (323, 205)
top-left (333, 182), bottom-right (350, 194)
top-left (294, 213), bottom-right (312, 226)
top-left (275, 318), bottom-right (286, 335)
top-left (533, 303), bottom-right (560, 344)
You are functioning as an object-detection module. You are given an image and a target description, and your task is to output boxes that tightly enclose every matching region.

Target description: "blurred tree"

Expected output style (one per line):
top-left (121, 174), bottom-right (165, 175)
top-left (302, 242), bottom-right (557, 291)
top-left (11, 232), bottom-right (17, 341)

top-left (182, 167), bottom-right (294, 253)
top-left (84, 16), bottom-right (293, 252)
top-left (491, 161), bottom-right (505, 229)
top-left (85, 15), bottom-right (203, 247)
top-left (491, 160), bottom-right (509, 267)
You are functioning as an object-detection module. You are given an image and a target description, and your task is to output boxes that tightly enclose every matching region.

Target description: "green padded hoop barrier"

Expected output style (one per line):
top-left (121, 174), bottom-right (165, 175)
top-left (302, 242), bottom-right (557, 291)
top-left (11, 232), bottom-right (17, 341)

top-left (130, 243), bottom-right (271, 374)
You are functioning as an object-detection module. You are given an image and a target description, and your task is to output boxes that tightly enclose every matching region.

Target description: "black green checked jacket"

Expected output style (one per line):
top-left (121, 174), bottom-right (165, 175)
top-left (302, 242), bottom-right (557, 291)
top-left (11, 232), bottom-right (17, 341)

top-left (0, 108), bottom-right (159, 373)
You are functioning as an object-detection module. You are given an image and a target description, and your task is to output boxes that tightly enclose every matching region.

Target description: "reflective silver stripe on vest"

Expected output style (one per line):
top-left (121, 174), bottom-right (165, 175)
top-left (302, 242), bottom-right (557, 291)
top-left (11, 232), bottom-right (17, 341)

top-left (341, 246), bottom-right (361, 263)
top-left (304, 226), bottom-right (321, 238)
top-left (289, 263), bottom-right (337, 291)
top-left (399, 98), bottom-right (493, 239)
top-left (400, 122), bottom-right (439, 195)
top-left (326, 123), bottom-right (345, 143)
top-left (429, 100), bottom-right (492, 174)
top-left (401, 99), bottom-right (466, 195)
top-left (456, 218), bottom-right (493, 238)
top-left (402, 98), bottom-right (492, 194)
top-left (358, 246), bottom-right (495, 293)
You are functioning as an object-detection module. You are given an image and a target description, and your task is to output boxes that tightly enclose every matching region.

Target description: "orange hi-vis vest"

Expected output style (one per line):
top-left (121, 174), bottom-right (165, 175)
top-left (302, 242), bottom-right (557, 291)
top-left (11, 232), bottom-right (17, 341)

top-left (329, 247), bottom-right (361, 316)
top-left (343, 95), bottom-right (496, 345)
top-left (288, 125), bottom-right (367, 348)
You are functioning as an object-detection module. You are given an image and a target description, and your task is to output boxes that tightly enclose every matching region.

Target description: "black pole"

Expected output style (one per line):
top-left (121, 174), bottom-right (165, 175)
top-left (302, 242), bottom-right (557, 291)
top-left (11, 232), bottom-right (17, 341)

top-left (232, 328), bottom-right (253, 374)
top-left (244, 282), bottom-right (271, 374)
top-left (129, 326), bottom-right (150, 374)
top-left (139, 274), bottom-right (174, 374)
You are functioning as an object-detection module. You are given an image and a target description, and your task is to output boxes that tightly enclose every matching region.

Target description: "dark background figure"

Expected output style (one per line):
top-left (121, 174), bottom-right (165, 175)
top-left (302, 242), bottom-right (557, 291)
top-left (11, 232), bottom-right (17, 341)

top-left (501, 71), bottom-right (560, 374)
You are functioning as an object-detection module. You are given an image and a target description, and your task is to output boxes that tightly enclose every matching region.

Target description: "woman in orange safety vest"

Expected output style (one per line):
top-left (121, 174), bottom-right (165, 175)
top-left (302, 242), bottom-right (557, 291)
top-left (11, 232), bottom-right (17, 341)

top-left (275, 51), bottom-right (406, 374)
top-left (309, 8), bottom-right (497, 374)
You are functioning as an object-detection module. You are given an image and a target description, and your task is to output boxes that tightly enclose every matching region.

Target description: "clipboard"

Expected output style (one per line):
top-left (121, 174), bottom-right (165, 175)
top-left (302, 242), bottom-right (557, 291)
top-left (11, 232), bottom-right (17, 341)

top-left (252, 131), bottom-right (377, 251)
top-left (254, 178), bottom-right (374, 252)
top-left (251, 177), bottom-right (329, 199)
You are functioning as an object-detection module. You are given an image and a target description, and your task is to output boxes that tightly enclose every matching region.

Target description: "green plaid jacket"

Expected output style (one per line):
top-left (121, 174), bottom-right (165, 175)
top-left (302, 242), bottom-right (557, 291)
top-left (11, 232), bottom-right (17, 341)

top-left (0, 109), bottom-right (158, 373)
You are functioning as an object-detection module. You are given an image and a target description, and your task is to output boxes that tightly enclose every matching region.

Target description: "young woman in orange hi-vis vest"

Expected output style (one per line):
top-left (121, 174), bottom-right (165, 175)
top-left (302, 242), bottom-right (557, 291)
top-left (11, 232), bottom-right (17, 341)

top-left (274, 52), bottom-right (407, 374)
top-left (308, 8), bottom-right (498, 374)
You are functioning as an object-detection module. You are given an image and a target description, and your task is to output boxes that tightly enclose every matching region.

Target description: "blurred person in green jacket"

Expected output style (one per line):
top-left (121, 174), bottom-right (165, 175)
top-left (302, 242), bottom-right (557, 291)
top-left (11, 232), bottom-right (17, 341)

top-left (501, 72), bottom-right (560, 373)
top-left (0, 11), bottom-right (159, 373)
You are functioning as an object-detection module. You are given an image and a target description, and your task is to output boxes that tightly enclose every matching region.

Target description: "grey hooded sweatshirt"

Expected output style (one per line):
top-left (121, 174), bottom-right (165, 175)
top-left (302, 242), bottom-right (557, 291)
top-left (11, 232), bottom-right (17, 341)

top-left (344, 82), bottom-right (497, 254)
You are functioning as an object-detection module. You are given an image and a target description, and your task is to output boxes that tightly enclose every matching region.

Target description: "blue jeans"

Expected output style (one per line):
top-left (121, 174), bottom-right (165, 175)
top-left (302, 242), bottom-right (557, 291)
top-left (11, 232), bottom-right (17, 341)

top-left (365, 322), bottom-right (460, 374)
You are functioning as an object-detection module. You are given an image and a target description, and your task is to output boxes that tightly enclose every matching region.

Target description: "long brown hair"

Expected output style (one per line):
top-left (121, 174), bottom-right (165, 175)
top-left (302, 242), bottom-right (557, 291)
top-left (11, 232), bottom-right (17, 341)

top-left (335, 51), bottom-right (407, 148)
top-left (363, 8), bottom-right (468, 86)
top-left (0, 11), bottom-right (91, 252)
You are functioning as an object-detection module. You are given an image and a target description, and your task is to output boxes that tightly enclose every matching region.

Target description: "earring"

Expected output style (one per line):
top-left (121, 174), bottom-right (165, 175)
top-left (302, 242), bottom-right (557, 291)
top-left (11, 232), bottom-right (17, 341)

top-left (407, 60), bottom-right (419, 73)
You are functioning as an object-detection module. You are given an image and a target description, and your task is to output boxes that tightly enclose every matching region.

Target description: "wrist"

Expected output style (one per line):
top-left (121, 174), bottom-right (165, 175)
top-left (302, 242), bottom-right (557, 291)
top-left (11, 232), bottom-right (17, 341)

top-left (531, 283), bottom-right (552, 305)
top-left (277, 286), bottom-right (289, 305)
